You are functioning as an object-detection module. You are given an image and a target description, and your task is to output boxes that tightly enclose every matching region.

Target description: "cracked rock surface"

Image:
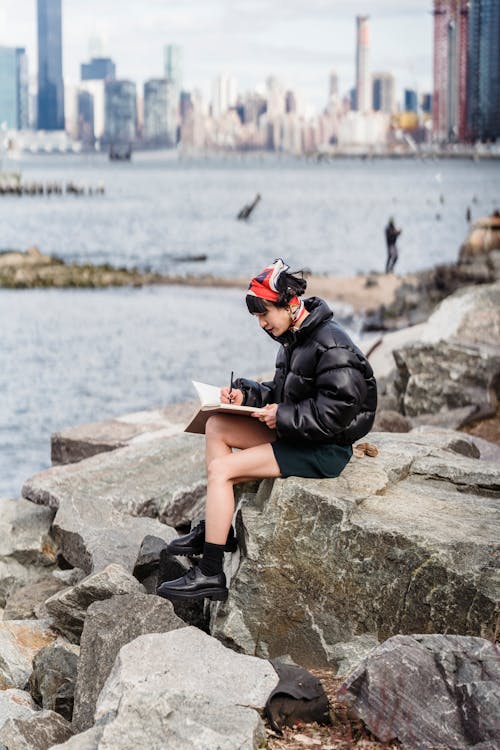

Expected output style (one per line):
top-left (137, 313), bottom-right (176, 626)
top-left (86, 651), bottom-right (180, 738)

top-left (21, 433), bottom-right (208, 573)
top-left (340, 634), bottom-right (500, 750)
top-left (211, 429), bottom-right (499, 672)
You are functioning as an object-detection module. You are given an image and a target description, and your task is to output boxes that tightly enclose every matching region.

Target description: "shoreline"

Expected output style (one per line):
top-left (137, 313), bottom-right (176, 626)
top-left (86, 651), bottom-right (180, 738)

top-left (0, 248), bottom-right (407, 314)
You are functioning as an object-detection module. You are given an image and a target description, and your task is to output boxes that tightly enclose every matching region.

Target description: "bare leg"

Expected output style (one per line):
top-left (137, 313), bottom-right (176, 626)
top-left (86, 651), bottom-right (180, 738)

top-left (205, 413), bottom-right (275, 468)
top-left (203, 415), bottom-right (279, 544)
top-left (206, 443), bottom-right (281, 544)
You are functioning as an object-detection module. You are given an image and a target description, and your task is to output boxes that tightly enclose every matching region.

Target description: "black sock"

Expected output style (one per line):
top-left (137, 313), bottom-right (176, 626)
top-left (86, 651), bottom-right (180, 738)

top-left (198, 520), bottom-right (234, 546)
top-left (199, 542), bottom-right (225, 576)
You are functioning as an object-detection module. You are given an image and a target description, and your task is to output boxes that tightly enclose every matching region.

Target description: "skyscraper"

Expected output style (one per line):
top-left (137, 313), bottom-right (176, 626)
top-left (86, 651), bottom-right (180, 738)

top-left (37, 0), bottom-right (65, 130)
top-left (81, 58), bottom-right (116, 82)
top-left (144, 78), bottom-right (178, 146)
top-left (372, 73), bottom-right (395, 114)
top-left (432, 0), bottom-right (469, 142)
top-left (0, 47), bottom-right (29, 130)
top-left (164, 45), bottom-right (182, 91)
top-left (467, 0), bottom-right (500, 141)
top-left (329, 71), bottom-right (339, 98)
top-left (211, 74), bottom-right (238, 119)
top-left (104, 81), bottom-right (137, 143)
top-left (404, 89), bottom-right (419, 112)
top-left (355, 16), bottom-right (372, 112)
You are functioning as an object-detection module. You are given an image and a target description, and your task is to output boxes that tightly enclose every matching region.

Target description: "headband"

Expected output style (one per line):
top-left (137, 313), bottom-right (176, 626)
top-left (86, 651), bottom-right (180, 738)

top-left (248, 258), bottom-right (297, 304)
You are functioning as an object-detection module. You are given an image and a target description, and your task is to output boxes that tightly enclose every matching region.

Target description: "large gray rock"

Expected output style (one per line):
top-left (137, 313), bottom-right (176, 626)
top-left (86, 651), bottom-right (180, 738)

top-left (72, 593), bottom-right (185, 732)
top-left (0, 498), bottom-right (58, 607)
top-left (29, 639), bottom-right (79, 722)
top-left (96, 627), bottom-right (278, 717)
top-left (96, 691), bottom-right (265, 750)
top-left (51, 402), bottom-right (193, 465)
top-left (4, 577), bottom-right (67, 620)
top-left (211, 430), bottom-right (500, 671)
top-left (340, 634), bottom-right (500, 750)
top-left (0, 689), bottom-right (39, 730)
top-left (22, 434), bottom-right (206, 573)
top-left (44, 565), bottom-right (144, 643)
top-left (0, 710), bottom-right (73, 749)
top-left (47, 726), bottom-right (103, 750)
top-left (85, 627), bottom-right (277, 750)
top-left (0, 620), bottom-right (57, 690)
top-left (393, 283), bottom-right (500, 427)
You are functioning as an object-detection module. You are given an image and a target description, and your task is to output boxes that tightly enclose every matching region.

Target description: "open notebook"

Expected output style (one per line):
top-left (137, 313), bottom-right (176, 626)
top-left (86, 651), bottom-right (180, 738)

top-left (184, 381), bottom-right (266, 435)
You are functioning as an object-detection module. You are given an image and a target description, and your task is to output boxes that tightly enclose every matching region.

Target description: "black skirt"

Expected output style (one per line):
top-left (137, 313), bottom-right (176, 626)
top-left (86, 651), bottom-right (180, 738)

top-left (271, 439), bottom-right (352, 479)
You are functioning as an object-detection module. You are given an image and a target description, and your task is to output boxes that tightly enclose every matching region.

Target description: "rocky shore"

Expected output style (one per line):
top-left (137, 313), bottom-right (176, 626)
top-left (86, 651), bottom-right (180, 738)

top-left (0, 221), bottom-right (499, 750)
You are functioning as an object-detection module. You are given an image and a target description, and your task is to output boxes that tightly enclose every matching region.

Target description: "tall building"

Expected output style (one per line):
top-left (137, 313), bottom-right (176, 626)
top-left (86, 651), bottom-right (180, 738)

top-left (79, 79), bottom-right (106, 141)
top-left (144, 78), bottom-right (178, 146)
top-left (164, 45), bottom-right (182, 90)
top-left (329, 71), bottom-right (339, 98)
top-left (432, 0), bottom-right (469, 142)
top-left (0, 47), bottom-right (29, 130)
top-left (372, 73), bottom-right (395, 114)
top-left (37, 0), bottom-right (65, 130)
top-left (467, 0), bottom-right (500, 141)
top-left (404, 89), bottom-right (418, 112)
top-left (212, 74), bottom-right (238, 119)
top-left (104, 80), bottom-right (137, 143)
top-left (81, 57), bottom-right (116, 82)
top-left (422, 93), bottom-right (433, 114)
top-left (355, 15), bottom-right (372, 112)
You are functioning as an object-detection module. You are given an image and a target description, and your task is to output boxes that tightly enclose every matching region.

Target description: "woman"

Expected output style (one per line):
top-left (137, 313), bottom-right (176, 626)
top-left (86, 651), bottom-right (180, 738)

top-left (157, 258), bottom-right (377, 603)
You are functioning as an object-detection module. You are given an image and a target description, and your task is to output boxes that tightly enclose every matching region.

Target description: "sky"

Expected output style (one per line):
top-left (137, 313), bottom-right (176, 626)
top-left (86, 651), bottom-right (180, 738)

top-left (0, 0), bottom-right (433, 110)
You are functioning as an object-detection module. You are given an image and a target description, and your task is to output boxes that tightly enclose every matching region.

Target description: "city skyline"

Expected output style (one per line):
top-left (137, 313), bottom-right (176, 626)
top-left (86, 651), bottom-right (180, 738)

top-left (0, 0), bottom-right (433, 110)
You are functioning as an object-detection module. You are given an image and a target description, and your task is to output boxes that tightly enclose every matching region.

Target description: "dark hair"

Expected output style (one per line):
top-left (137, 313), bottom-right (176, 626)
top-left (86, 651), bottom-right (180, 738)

top-left (245, 269), bottom-right (307, 314)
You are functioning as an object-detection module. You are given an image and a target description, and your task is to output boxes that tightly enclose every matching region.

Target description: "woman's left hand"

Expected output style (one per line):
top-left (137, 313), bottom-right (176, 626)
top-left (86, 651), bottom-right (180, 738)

top-left (252, 403), bottom-right (278, 429)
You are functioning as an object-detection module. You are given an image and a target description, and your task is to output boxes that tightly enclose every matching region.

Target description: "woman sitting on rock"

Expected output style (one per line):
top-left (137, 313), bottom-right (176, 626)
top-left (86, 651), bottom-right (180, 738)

top-left (157, 258), bottom-right (377, 602)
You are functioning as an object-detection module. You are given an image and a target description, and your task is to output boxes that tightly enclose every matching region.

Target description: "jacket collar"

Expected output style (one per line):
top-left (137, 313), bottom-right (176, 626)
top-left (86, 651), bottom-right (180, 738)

top-left (271, 297), bottom-right (333, 346)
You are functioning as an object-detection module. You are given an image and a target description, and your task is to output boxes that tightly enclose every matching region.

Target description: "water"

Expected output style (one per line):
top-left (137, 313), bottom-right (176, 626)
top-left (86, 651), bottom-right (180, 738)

top-left (2, 152), bottom-right (499, 277)
top-left (1, 154), bottom-right (499, 497)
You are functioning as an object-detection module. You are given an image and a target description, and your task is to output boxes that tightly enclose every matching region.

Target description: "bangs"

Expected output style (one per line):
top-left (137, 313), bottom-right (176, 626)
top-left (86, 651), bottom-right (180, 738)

top-left (245, 294), bottom-right (269, 314)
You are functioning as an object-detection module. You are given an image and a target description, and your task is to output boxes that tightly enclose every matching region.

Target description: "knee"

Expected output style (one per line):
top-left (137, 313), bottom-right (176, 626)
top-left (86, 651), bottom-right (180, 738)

top-left (207, 456), bottom-right (231, 483)
top-left (205, 415), bottom-right (228, 440)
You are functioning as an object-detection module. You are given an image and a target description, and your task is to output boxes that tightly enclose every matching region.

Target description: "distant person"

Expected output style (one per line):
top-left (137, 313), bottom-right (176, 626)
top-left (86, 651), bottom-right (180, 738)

top-left (385, 218), bottom-right (402, 274)
top-left (466, 206), bottom-right (471, 223)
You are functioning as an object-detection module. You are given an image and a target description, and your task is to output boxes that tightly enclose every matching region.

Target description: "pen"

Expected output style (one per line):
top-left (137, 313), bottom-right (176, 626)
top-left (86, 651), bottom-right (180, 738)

top-left (229, 371), bottom-right (234, 403)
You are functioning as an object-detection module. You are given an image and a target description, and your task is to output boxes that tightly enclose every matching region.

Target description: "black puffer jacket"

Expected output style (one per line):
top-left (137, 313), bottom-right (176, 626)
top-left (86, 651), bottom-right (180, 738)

top-left (235, 297), bottom-right (377, 446)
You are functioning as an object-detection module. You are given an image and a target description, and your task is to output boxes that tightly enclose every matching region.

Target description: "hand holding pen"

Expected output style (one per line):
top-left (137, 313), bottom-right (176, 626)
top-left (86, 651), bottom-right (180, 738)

top-left (220, 371), bottom-right (244, 405)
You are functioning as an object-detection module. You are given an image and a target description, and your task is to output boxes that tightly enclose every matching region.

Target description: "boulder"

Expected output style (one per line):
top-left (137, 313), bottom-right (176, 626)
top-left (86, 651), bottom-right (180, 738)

top-left (0, 689), bottom-right (39, 730)
top-left (22, 434), bottom-right (206, 573)
top-left (51, 402), bottom-right (193, 465)
top-left (393, 283), bottom-right (500, 427)
top-left (49, 726), bottom-right (103, 750)
top-left (87, 627), bottom-right (277, 750)
top-left (210, 430), bottom-right (499, 671)
top-left (0, 710), bottom-right (73, 749)
top-left (0, 498), bottom-right (56, 565)
top-left (0, 498), bottom-right (58, 607)
top-left (372, 409), bottom-right (412, 433)
top-left (3, 577), bottom-right (67, 620)
top-left (72, 593), bottom-right (185, 733)
top-left (94, 691), bottom-right (266, 750)
top-left (44, 565), bottom-right (144, 643)
top-left (340, 634), bottom-right (500, 750)
top-left (0, 620), bottom-right (57, 689)
top-left (29, 639), bottom-right (79, 722)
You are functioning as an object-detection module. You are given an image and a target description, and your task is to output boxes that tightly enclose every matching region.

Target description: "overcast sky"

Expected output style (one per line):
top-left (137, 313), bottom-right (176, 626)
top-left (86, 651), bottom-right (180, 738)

top-left (0, 0), bottom-right (433, 109)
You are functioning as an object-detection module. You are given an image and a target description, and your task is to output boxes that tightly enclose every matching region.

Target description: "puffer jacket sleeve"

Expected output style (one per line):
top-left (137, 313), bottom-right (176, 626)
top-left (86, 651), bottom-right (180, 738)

top-left (233, 377), bottom-right (276, 408)
top-left (276, 346), bottom-right (368, 441)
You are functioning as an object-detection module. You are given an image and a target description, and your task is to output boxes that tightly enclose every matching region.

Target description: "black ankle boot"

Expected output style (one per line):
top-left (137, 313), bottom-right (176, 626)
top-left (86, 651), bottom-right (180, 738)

top-left (166, 520), bottom-right (237, 557)
top-left (156, 565), bottom-right (228, 601)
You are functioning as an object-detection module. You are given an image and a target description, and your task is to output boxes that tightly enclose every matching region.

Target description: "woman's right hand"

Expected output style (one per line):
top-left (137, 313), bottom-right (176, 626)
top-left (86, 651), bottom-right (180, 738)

top-left (220, 387), bottom-right (244, 405)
